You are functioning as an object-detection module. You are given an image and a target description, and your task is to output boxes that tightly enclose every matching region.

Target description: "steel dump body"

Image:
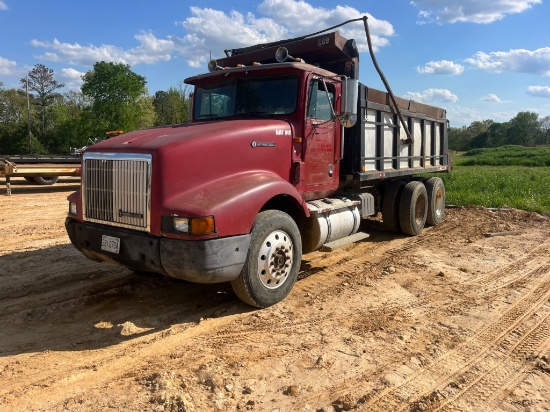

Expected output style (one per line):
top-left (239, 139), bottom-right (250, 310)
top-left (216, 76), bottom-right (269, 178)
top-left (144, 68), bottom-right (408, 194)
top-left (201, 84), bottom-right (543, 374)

top-left (342, 85), bottom-right (449, 183)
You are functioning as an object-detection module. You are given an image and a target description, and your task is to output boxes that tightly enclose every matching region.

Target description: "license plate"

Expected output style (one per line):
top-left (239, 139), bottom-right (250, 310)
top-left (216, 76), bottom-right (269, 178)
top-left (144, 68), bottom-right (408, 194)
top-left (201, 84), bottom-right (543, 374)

top-left (101, 235), bottom-right (120, 254)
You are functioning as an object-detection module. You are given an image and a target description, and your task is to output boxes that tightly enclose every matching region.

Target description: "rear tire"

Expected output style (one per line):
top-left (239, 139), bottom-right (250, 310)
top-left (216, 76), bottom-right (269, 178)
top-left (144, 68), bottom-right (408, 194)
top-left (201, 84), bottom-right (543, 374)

top-left (425, 177), bottom-right (445, 226)
top-left (231, 210), bottom-right (302, 308)
top-left (382, 180), bottom-right (405, 233)
top-left (32, 176), bottom-right (59, 185)
top-left (399, 181), bottom-right (428, 236)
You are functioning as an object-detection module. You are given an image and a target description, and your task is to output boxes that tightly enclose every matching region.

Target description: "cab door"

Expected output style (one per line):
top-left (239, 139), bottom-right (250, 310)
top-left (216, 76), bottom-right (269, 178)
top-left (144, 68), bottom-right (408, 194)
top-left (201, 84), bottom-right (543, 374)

top-left (302, 78), bottom-right (339, 197)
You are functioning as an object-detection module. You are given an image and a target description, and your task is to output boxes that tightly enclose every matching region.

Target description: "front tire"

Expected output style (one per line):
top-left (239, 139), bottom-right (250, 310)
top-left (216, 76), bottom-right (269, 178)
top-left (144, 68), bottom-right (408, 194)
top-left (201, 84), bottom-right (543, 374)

top-left (231, 210), bottom-right (302, 308)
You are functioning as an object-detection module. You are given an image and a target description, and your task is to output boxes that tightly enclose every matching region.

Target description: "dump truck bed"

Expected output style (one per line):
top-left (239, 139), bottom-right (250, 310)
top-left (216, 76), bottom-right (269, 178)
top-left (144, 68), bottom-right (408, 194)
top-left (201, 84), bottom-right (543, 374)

top-left (342, 85), bottom-right (449, 183)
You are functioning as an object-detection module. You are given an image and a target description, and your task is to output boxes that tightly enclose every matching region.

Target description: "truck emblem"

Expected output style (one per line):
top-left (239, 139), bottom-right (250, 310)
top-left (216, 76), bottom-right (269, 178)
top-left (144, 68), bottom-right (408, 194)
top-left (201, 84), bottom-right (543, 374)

top-left (251, 141), bottom-right (276, 148)
top-left (118, 209), bottom-right (144, 219)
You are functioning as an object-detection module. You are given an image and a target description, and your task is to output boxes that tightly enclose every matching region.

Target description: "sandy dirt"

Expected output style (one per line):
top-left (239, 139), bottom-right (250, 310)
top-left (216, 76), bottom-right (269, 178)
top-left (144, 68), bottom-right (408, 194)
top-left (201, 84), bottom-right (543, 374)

top-left (0, 177), bottom-right (549, 412)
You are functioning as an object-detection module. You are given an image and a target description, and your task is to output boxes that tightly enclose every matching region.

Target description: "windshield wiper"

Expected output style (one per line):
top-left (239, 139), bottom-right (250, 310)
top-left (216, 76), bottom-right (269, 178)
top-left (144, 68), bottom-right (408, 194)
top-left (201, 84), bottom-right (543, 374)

top-left (233, 111), bottom-right (272, 118)
top-left (197, 114), bottom-right (222, 120)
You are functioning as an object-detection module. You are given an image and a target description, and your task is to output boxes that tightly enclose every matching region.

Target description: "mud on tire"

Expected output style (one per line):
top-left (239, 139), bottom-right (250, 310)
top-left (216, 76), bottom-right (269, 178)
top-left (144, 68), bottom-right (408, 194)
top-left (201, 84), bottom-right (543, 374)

top-left (399, 180), bottom-right (428, 236)
top-left (231, 210), bottom-right (302, 308)
top-left (424, 177), bottom-right (446, 226)
top-left (382, 180), bottom-right (406, 233)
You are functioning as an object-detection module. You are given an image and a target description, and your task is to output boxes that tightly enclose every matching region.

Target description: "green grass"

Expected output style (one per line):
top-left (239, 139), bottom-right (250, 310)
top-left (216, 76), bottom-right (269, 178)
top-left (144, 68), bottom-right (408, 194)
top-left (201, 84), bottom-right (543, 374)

top-left (436, 166), bottom-right (550, 214)
top-left (458, 145), bottom-right (550, 167)
top-left (426, 146), bottom-right (550, 214)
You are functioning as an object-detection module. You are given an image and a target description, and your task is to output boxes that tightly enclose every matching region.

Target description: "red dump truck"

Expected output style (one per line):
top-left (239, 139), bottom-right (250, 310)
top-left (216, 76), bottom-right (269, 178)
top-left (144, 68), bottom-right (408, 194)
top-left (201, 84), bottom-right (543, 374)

top-left (65, 18), bottom-right (449, 307)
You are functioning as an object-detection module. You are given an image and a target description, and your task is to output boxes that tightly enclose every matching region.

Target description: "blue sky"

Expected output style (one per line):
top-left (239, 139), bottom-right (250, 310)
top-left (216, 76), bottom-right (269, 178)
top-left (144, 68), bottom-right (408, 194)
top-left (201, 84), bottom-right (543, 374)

top-left (1, 0), bottom-right (549, 126)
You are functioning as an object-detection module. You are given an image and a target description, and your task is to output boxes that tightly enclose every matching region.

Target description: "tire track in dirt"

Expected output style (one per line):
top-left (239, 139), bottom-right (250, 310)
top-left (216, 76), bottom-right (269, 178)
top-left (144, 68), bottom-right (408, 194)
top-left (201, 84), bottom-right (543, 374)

top-left (464, 238), bottom-right (550, 287)
top-left (382, 222), bottom-right (462, 258)
top-left (0, 300), bottom-right (247, 410)
top-left (288, 241), bottom-right (550, 410)
top-left (358, 272), bottom-right (550, 411)
top-left (436, 310), bottom-right (550, 411)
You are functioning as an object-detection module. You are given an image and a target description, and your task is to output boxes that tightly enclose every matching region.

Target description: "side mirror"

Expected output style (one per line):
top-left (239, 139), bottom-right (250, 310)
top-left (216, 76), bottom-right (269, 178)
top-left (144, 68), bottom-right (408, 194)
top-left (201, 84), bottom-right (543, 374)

top-left (340, 78), bottom-right (358, 128)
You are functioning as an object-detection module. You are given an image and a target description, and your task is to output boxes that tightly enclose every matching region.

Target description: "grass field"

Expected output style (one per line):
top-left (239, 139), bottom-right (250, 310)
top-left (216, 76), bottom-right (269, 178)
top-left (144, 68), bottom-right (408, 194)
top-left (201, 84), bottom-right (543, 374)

top-left (432, 146), bottom-right (550, 214)
top-left (460, 145), bottom-right (550, 167)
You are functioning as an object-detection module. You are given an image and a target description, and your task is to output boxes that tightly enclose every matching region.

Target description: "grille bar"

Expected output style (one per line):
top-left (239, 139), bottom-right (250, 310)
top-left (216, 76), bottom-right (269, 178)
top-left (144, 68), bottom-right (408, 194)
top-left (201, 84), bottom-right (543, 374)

top-left (83, 153), bottom-right (152, 231)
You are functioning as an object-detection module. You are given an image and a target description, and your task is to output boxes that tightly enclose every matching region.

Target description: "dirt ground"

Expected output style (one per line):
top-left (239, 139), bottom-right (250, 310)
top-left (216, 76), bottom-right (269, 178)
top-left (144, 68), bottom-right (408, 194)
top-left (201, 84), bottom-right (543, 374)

top-left (0, 177), bottom-right (549, 412)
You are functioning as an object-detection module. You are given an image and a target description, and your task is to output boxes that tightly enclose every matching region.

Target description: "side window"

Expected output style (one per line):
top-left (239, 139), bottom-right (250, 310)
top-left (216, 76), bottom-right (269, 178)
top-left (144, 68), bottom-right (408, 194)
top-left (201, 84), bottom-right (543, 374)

top-left (307, 79), bottom-right (334, 121)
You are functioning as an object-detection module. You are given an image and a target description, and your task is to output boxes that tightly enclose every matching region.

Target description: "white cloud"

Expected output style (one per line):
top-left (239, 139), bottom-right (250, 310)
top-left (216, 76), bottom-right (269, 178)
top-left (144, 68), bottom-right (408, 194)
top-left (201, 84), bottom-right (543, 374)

top-left (465, 47), bottom-right (550, 76)
top-left (31, 31), bottom-right (174, 66)
top-left (0, 1), bottom-right (8, 11)
top-left (176, 1), bottom-right (394, 67)
top-left (403, 88), bottom-right (459, 103)
top-left (0, 56), bottom-right (16, 75)
top-left (256, 1), bottom-right (394, 51)
top-left (416, 60), bottom-right (464, 75)
top-left (59, 67), bottom-right (85, 91)
top-left (527, 86), bottom-right (550, 98)
top-left (447, 105), bottom-right (515, 127)
top-left (411, 0), bottom-right (542, 24)
top-left (481, 94), bottom-right (502, 102)
top-left (28, 1), bottom-right (394, 73)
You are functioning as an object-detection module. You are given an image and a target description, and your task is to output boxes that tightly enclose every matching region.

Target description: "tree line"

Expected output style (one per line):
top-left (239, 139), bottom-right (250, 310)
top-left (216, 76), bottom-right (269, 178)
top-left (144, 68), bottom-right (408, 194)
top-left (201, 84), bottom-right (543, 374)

top-left (3, 62), bottom-right (549, 155)
top-left (449, 112), bottom-right (550, 152)
top-left (0, 62), bottom-right (190, 155)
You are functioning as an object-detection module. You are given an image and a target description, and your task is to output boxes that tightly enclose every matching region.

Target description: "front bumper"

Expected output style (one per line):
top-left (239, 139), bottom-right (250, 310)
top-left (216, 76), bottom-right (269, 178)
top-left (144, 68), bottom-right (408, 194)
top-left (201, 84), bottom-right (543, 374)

top-left (65, 219), bottom-right (250, 283)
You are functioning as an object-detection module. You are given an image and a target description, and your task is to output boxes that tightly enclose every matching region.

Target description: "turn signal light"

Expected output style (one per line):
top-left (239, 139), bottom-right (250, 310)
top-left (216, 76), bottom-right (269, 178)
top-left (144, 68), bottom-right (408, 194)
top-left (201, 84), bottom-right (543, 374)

top-left (191, 217), bottom-right (215, 235)
top-left (172, 216), bottom-right (216, 235)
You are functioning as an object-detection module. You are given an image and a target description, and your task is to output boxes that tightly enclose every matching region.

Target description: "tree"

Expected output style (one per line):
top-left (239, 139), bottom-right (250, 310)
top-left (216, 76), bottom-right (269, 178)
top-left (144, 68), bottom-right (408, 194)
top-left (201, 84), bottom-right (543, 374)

top-left (20, 64), bottom-right (65, 140)
top-left (46, 91), bottom-right (95, 153)
top-left (506, 111), bottom-right (539, 146)
top-left (467, 119), bottom-right (493, 137)
top-left (538, 115), bottom-right (550, 145)
top-left (448, 119), bottom-right (494, 151)
top-left (0, 88), bottom-right (43, 153)
top-left (81, 61), bottom-right (151, 134)
top-left (153, 84), bottom-right (190, 126)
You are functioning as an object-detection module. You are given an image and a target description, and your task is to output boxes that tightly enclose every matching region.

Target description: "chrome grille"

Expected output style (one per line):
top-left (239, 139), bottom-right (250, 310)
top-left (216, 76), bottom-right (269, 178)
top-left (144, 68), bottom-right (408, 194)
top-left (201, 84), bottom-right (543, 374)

top-left (83, 153), bottom-right (152, 231)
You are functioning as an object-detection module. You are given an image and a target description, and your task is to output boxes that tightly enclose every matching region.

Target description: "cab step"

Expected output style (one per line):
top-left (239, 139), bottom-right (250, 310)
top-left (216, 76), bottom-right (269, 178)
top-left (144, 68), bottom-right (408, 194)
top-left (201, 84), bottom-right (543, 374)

top-left (320, 232), bottom-right (370, 252)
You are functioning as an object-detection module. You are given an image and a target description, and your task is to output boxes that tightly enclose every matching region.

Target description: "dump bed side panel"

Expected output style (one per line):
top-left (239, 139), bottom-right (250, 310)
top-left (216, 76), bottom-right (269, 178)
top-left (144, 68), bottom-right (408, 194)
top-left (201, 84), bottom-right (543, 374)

top-left (342, 84), bottom-right (449, 183)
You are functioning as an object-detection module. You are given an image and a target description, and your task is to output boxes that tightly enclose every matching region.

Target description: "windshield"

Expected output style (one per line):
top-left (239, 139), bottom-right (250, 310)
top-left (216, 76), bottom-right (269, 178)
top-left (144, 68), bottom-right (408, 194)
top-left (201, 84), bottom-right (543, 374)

top-left (194, 75), bottom-right (299, 120)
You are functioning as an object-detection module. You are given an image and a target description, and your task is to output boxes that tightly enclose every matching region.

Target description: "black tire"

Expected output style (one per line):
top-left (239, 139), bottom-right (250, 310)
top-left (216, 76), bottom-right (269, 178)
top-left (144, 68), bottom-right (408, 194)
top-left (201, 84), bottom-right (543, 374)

top-left (231, 210), bottom-right (302, 308)
top-left (33, 176), bottom-right (59, 185)
top-left (24, 177), bottom-right (35, 183)
top-left (399, 181), bottom-right (428, 236)
top-left (382, 180), bottom-right (405, 233)
top-left (424, 177), bottom-right (446, 226)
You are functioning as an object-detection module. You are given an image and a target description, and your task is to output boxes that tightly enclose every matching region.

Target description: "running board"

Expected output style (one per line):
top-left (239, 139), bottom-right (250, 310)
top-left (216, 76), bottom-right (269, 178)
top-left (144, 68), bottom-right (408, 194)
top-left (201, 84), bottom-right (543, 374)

top-left (320, 232), bottom-right (370, 252)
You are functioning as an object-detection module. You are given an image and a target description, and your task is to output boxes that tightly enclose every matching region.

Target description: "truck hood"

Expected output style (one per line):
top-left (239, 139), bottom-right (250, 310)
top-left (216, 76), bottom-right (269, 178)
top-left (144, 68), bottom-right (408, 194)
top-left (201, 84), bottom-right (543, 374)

top-left (85, 119), bottom-right (296, 234)
top-left (87, 120), bottom-right (291, 152)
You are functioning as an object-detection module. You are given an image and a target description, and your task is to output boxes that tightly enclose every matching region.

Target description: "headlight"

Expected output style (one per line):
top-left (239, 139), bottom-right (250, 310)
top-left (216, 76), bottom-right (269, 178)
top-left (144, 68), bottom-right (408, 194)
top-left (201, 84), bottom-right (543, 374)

top-left (69, 202), bottom-right (77, 215)
top-left (172, 216), bottom-right (215, 235)
top-left (173, 217), bottom-right (189, 233)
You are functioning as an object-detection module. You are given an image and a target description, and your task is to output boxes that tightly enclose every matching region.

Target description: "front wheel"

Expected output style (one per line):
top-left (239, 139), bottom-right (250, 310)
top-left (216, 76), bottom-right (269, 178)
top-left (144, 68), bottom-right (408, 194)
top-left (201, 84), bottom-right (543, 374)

top-left (231, 210), bottom-right (302, 308)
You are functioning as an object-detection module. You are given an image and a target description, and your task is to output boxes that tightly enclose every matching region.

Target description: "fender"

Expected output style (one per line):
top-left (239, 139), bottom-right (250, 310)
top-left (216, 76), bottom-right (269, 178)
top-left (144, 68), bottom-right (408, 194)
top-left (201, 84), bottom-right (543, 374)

top-left (162, 171), bottom-right (309, 237)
